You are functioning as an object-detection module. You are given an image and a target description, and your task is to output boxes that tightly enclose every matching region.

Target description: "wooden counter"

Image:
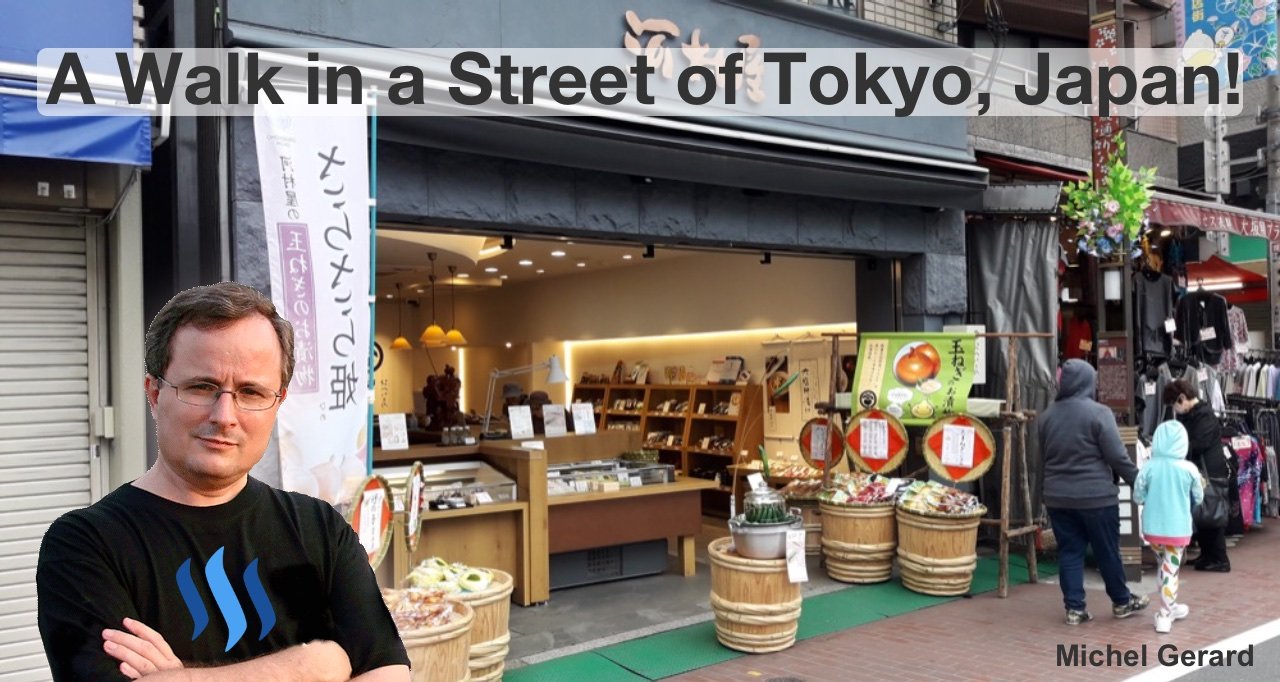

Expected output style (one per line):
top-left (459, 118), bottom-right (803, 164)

top-left (547, 477), bottom-right (716, 576)
top-left (377, 431), bottom-right (710, 605)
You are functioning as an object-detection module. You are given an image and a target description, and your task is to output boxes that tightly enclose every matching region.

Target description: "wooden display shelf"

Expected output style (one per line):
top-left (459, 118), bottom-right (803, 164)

top-left (686, 448), bottom-right (734, 457)
top-left (547, 476), bottom-right (717, 506)
top-left (691, 414), bottom-right (739, 421)
top-left (646, 411), bottom-right (689, 418)
top-left (418, 501), bottom-right (525, 519)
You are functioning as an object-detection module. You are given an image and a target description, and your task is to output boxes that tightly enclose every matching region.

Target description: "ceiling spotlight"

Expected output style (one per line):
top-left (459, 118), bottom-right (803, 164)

top-left (384, 294), bottom-right (393, 299)
top-left (623, 254), bottom-right (633, 260)
top-left (576, 262), bottom-right (587, 268)
top-left (551, 250), bottom-right (566, 257)
top-left (643, 244), bottom-right (655, 259)
top-left (457, 273), bottom-right (470, 278)
top-left (536, 269), bottom-right (545, 274)
top-left (484, 267), bottom-right (499, 273)
top-left (505, 342), bottom-right (513, 349)
top-left (518, 259), bottom-right (533, 266)
top-left (500, 274), bottom-right (509, 280)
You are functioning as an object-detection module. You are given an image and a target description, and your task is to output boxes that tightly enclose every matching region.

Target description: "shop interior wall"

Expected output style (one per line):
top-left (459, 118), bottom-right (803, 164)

top-left (373, 250), bottom-right (856, 417)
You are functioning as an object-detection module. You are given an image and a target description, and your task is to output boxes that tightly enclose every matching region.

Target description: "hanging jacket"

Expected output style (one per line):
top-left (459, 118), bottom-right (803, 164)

top-left (1135, 421), bottom-right (1203, 545)
top-left (1039, 359), bottom-right (1138, 509)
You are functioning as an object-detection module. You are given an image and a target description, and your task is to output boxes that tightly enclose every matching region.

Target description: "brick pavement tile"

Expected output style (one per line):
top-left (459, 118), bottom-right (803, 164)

top-left (670, 526), bottom-right (1280, 681)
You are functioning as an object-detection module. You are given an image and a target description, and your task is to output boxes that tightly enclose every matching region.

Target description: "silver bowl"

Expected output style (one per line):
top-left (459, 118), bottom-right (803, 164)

top-left (728, 514), bottom-right (803, 559)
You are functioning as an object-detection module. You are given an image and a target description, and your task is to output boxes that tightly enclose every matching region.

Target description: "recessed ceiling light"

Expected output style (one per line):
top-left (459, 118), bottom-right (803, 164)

top-left (519, 259), bottom-right (533, 266)
top-left (622, 254), bottom-right (633, 260)
top-left (457, 273), bottom-right (470, 278)
top-left (551, 250), bottom-right (566, 257)
top-left (505, 342), bottom-right (513, 349)
top-left (536, 269), bottom-right (545, 274)
top-left (416, 289), bottom-right (424, 294)
top-left (484, 267), bottom-right (499, 273)
top-left (499, 274), bottom-right (509, 280)
top-left (576, 262), bottom-right (586, 268)
top-left (384, 294), bottom-right (393, 299)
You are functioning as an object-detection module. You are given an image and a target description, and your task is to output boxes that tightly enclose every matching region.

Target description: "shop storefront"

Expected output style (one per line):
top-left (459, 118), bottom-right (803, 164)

top-left (0, 2), bottom-right (150, 678)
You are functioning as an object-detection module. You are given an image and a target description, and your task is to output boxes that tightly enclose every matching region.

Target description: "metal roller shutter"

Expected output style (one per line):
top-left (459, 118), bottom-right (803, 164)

top-left (0, 216), bottom-right (97, 682)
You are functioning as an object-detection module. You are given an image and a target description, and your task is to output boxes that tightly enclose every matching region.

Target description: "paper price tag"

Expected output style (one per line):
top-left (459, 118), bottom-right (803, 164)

top-left (1200, 326), bottom-right (1217, 341)
top-left (747, 473), bottom-right (766, 491)
top-left (811, 424), bottom-right (829, 462)
top-left (860, 418), bottom-right (889, 460)
top-left (1232, 436), bottom-right (1252, 451)
top-left (474, 491), bottom-right (494, 505)
top-left (629, 476), bottom-right (643, 487)
top-left (941, 425), bottom-right (976, 468)
top-left (358, 489), bottom-right (384, 555)
top-left (1143, 381), bottom-right (1156, 397)
top-left (786, 530), bottom-right (809, 583)
top-left (1197, 368), bottom-right (1209, 382)
top-left (1164, 318), bottom-right (1176, 334)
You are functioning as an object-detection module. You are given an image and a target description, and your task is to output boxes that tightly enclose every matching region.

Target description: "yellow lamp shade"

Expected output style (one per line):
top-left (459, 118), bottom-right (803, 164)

top-left (444, 328), bottom-right (468, 345)
top-left (420, 323), bottom-right (446, 347)
top-left (390, 336), bottom-right (412, 350)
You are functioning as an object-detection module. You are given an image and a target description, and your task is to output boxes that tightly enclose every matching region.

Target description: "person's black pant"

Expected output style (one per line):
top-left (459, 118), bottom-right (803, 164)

top-left (1193, 525), bottom-right (1229, 566)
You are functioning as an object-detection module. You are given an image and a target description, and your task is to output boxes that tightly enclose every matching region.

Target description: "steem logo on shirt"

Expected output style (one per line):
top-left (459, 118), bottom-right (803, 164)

top-left (175, 547), bottom-right (276, 651)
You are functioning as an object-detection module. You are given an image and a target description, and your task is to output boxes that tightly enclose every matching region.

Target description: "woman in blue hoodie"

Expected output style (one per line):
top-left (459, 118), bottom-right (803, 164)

top-left (1134, 420), bottom-right (1204, 634)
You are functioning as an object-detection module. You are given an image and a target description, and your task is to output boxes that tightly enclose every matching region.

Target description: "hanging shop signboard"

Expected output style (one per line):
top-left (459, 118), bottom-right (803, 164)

top-left (850, 333), bottom-right (977, 426)
top-left (797, 416), bottom-right (845, 471)
top-left (345, 475), bottom-right (393, 569)
top-left (1096, 335), bottom-right (1132, 412)
top-left (922, 414), bottom-right (996, 483)
top-left (845, 408), bottom-right (909, 475)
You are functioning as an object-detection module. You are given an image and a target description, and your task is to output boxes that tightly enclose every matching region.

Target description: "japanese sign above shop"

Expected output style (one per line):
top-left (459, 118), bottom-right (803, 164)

top-left (851, 333), bottom-right (978, 426)
top-left (1179, 0), bottom-right (1277, 83)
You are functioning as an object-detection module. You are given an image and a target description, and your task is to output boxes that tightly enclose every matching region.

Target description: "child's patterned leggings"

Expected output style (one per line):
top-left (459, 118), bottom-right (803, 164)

top-left (1150, 544), bottom-right (1184, 617)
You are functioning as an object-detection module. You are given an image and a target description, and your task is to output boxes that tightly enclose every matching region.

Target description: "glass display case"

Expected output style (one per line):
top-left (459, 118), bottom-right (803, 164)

top-left (546, 458), bottom-right (675, 496)
top-left (378, 460), bottom-right (517, 510)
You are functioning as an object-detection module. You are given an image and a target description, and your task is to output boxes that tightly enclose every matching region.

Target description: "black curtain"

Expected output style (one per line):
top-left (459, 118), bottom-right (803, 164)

top-left (966, 218), bottom-right (1060, 520)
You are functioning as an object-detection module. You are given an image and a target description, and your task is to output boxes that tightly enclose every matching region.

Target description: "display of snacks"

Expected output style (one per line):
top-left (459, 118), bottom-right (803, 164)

top-left (381, 587), bottom-right (457, 630)
top-left (546, 458), bottom-right (675, 495)
top-left (620, 449), bottom-right (660, 463)
top-left (779, 478), bottom-right (823, 500)
top-left (405, 557), bottom-right (495, 593)
top-left (376, 460), bottom-right (517, 512)
top-left (896, 480), bottom-right (985, 517)
top-left (818, 472), bottom-right (903, 506)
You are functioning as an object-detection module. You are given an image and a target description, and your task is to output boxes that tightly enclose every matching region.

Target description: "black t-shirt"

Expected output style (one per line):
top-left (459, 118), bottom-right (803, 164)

top-left (37, 477), bottom-right (408, 680)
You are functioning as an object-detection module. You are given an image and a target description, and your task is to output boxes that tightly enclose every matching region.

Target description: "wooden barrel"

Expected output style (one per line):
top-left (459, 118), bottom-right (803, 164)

top-left (452, 570), bottom-right (513, 682)
top-left (708, 536), bottom-right (802, 654)
top-left (895, 507), bottom-right (984, 596)
top-left (819, 502), bottom-right (896, 584)
top-left (400, 600), bottom-right (475, 682)
top-left (789, 499), bottom-right (823, 556)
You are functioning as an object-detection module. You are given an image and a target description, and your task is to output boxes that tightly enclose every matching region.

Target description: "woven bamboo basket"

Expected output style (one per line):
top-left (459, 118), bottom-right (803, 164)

top-left (820, 502), bottom-right (896, 584)
top-left (451, 569), bottom-right (513, 681)
top-left (400, 600), bottom-right (475, 682)
top-left (708, 536), bottom-right (802, 654)
top-left (895, 506), bottom-right (985, 596)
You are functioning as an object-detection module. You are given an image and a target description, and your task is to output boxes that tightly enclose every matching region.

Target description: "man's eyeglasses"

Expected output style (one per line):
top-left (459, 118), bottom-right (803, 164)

top-left (156, 376), bottom-right (283, 411)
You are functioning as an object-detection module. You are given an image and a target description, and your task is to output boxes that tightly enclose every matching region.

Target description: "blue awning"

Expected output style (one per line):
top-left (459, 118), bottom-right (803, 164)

top-left (0, 78), bottom-right (151, 167)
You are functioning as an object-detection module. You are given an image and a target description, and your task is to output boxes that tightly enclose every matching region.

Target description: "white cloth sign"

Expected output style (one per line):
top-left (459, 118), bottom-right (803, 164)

top-left (358, 488), bottom-right (385, 555)
top-left (257, 103), bottom-right (371, 506)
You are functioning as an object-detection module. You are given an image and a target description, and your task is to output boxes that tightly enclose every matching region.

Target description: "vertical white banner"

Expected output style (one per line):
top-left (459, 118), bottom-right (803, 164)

top-left (255, 104), bottom-right (370, 506)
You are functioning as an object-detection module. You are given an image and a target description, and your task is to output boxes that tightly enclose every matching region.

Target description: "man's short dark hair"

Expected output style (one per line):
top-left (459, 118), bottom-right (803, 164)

top-left (1161, 378), bottom-right (1198, 405)
top-left (145, 282), bottom-right (295, 389)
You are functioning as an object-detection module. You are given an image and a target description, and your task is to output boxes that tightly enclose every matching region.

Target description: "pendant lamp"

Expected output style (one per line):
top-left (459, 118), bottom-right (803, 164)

top-left (445, 265), bottom-right (468, 346)
top-left (420, 252), bottom-right (447, 347)
top-left (390, 283), bottom-right (412, 350)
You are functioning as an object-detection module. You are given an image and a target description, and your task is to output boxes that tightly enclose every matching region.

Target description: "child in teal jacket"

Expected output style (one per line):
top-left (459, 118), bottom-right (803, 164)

top-left (1134, 420), bottom-right (1204, 634)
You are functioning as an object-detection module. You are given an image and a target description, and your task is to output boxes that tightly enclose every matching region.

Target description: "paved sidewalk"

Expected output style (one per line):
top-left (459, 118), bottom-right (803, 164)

top-left (672, 526), bottom-right (1278, 682)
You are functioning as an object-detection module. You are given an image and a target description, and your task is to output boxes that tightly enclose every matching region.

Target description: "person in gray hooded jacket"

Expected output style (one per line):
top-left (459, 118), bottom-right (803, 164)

top-left (1038, 359), bottom-right (1149, 625)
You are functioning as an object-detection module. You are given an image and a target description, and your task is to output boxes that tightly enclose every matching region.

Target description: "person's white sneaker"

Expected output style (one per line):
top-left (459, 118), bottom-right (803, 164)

top-left (1155, 613), bottom-right (1173, 634)
top-left (1170, 604), bottom-right (1189, 620)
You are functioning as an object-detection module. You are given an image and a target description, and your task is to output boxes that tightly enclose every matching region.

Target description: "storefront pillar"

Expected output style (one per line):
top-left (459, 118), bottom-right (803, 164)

top-left (900, 210), bottom-right (968, 332)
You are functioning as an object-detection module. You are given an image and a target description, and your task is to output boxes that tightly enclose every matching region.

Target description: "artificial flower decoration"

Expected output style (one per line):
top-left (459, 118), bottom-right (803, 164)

top-left (1060, 137), bottom-right (1157, 259)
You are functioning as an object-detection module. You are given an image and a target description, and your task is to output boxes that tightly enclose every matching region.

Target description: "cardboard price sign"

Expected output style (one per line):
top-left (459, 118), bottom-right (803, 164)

top-left (922, 414), bottom-right (996, 483)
